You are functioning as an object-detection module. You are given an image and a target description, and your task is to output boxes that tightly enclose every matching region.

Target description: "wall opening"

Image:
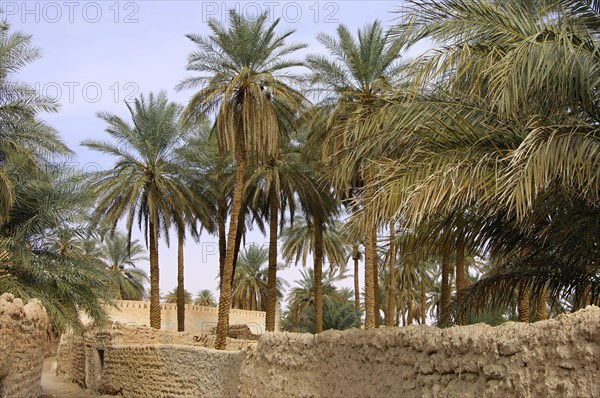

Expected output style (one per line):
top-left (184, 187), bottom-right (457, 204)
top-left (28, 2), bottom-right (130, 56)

top-left (97, 349), bottom-right (105, 371)
top-left (88, 348), bottom-right (105, 393)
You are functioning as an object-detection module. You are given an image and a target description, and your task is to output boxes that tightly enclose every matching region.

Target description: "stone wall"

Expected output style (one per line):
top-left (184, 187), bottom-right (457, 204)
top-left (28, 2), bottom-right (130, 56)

top-left (240, 306), bottom-right (600, 398)
top-left (56, 333), bottom-right (86, 387)
top-left (59, 306), bottom-right (600, 398)
top-left (0, 293), bottom-right (49, 398)
top-left (57, 324), bottom-right (254, 397)
top-left (100, 345), bottom-right (245, 398)
top-left (101, 300), bottom-right (267, 334)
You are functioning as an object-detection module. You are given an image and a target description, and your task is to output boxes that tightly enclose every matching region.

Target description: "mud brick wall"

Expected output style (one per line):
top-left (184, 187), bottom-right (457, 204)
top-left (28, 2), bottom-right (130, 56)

top-left (99, 344), bottom-right (246, 398)
top-left (0, 293), bottom-right (48, 398)
top-left (99, 300), bottom-right (268, 334)
top-left (240, 306), bottom-right (600, 398)
top-left (58, 305), bottom-right (600, 398)
top-left (56, 333), bottom-right (86, 386)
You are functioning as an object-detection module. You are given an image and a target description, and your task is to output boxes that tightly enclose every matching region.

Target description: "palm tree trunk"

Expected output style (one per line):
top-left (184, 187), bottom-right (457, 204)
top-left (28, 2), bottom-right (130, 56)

top-left (230, 207), bottom-right (245, 289)
top-left (217, 200), bottom-right (227, 289)
top-left (386, 223), bottom-right (395, 327)
top-left (455, 233), bottom-right (466, 326)
top-left (420, 270), bottom-right (426, 325)
top-left (176, 227), bottom-right (185, 332)
top-left (400, 291), bottom-right (406, 326)
top-left (518, 282), bottom-right (530, 322)
top-left (265, 188), bottom-right (279, 332)
top-left (363, 174), bottom-right (377, 329)
top-left (535, 284), bottom-right (548, 321)
top-left (383, 287), bottom-right (389, 325)
top-left (149, 219), bottom-right (161, 329)
top-left (373, 257), bottom-right (381, 327)
top-left (406, 274), bottom-right (413, 325)
top-left (215, 139), bottom-right (246, 350)
top-left (439, 250), bottom-right (451, 327)
top-left (314, 220), bottom-right (324, 334)
top-left (353, 249), bottom-right (360, 313)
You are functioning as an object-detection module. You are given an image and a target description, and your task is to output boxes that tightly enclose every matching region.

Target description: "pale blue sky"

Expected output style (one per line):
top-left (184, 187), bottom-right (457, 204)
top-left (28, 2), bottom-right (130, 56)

top-left (5, 1), bottom-right (414, 301)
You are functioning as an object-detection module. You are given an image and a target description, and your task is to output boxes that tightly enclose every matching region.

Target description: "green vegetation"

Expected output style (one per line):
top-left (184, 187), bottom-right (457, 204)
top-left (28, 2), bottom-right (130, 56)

top-left (194, 289), bottom-right (217, 307)
top-left (281, 268), bottom-right (361, 333)
top-left (231, 244), bottom-right (288, 311)
top-left (1, 1), bottom-right (599, 348)
top-left (163, 288), bottom-right (192, 304)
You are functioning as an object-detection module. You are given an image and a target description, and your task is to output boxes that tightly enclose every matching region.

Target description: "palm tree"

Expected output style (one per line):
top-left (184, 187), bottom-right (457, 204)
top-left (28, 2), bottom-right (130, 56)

top-left (194, 289), bottom-right (217, 307)
top-left (163, 288), bottom-right (193, 304)
top-left (178, 10), bottom-right (306, 349)
top-left (173, 147), bottom-right (216, 332)
top-left (350, 241), bottom-right (363, 312)
top-left (231, 244), bottom-right (288, 311)
top-left (0, 21), bottom-right (69, 223)
top-left (439, 250), bottom-right (452, 327)
top-left (386, 221), bottom-right (397, 326)
top-left (231, 243), bottom-right (268, 311)
top-left (247, 131), bottom-right (330, 330)
top-left (283, 267), bottom-right (352, 332)
top-left (46, 226), bottom-right (86, 256)
top-left (0, 166), bottom-right (112, 332)
top-left (100, 231), bottom-right (148, 301)
top-left (281, 215), bottom-right (347, 333)
top-left (338, 0), bottom-right (600, 322)
top-left (0, 23), bottom-right (108, 331)
top-left (306, 20), bottom-right (407, 329)
top-left (284, 287), bottom-right (361, 333)
top-left (175, 124), bottom-right (263, 303)
top-left (177, 124), bottom-right (234, 290)
top-left (82, 91), bottom-right (197, 329)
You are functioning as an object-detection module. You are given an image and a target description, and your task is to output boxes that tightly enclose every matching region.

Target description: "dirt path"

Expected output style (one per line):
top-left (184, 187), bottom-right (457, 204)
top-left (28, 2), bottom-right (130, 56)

top-left (40, 357), bottom-right (114, 398)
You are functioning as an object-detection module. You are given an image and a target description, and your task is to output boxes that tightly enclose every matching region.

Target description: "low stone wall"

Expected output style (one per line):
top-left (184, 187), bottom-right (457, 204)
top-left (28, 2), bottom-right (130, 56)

top-left (0, 293), bottom-right (49, 398)
top-left (58, 306), bottom-right (600, 398)
top-left (102, 300), bottom-right (267, 334)
top-left (57, 323), bottom-right (258, 394)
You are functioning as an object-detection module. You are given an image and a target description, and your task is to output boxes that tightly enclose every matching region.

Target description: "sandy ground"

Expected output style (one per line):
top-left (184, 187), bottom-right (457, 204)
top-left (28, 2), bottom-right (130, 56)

top-left (40, 357), bottom-right (114, 398)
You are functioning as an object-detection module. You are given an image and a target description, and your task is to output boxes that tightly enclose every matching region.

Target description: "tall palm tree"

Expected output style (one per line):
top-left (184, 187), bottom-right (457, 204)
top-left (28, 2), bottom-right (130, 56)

top-left (339, 0), bottom-right (600, 322)
top-left (178, 10), bottom-right (306, 349)
top-left (177, 124), bottom-right (234, 289)
top-left (173, 147), bottom-right (216, 332)
top-left (82, 91), bottom-right (197, 329)
top-left (306, 20), bottom-right (407, 329)
top-left (439, 250), bottom-right (452, 326)
top-left (247, 131), bottom-right (327, 330)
